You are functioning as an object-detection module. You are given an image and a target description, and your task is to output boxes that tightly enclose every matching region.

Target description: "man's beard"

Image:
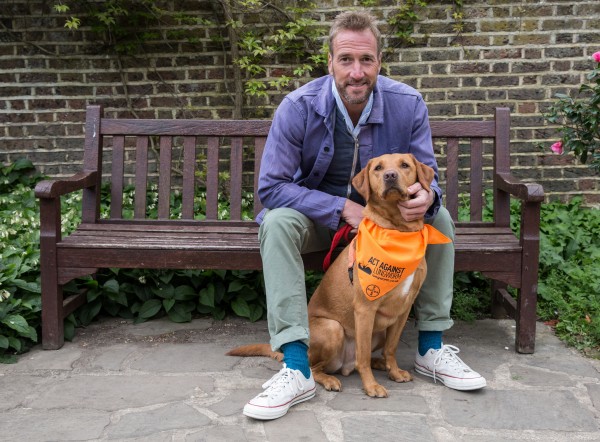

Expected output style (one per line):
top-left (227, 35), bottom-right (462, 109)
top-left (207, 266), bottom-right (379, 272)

top-left (336, 80), bottom-right (374, 105)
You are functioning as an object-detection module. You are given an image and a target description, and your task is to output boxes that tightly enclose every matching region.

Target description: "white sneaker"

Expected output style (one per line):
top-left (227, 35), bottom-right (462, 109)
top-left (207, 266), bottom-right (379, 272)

top-left (415, 344), bottom-right (486, 391)
top-left (243, 364), bottom-right (316, 420)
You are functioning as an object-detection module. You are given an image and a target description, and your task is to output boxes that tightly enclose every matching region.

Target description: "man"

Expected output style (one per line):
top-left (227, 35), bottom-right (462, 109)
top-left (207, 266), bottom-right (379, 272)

top-left (243, 10), bottom-right (486, 421)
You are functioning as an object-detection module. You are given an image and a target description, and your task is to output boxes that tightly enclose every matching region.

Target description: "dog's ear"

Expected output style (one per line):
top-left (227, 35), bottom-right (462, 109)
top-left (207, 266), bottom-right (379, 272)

top-left (352, 161), bottom-right (371, 201)
top-left (412, 155), bottom-right (435, 191)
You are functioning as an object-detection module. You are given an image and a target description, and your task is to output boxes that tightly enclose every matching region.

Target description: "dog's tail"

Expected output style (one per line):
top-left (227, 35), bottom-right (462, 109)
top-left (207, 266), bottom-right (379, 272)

top-left (226, 344), bottom-right (283, 362)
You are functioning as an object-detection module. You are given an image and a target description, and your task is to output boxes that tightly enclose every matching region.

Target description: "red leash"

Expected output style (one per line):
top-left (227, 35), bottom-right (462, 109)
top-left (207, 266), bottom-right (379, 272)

top-left (322, 224), bottom-right (353, 271)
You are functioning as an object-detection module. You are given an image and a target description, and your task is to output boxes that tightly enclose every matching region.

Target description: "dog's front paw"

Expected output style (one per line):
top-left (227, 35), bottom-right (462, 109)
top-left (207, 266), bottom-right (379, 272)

top-left (364, 383), bottom-right (388, 398)
top-left (388, 368), bottom-right (412, 383)
top-left (315, 373), bottom-right (343, 391)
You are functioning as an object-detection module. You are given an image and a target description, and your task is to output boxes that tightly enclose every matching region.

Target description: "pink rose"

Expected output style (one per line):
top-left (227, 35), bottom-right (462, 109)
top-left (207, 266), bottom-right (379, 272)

top-left (593, 52), bottom-right (600, 63)
top-left (550, 141), bottom-right (563, 154)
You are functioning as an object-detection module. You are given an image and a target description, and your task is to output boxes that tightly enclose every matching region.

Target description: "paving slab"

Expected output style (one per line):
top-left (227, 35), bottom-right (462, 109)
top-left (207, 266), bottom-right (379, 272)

top-left (1, 316), bottom-right (599, 441)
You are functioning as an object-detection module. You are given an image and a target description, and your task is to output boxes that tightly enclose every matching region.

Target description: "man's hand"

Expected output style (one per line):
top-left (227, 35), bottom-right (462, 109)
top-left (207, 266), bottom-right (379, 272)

top-left (397, 183), bottom-right (434, 222)
top-left (342, 199), bottom-right (365, 230)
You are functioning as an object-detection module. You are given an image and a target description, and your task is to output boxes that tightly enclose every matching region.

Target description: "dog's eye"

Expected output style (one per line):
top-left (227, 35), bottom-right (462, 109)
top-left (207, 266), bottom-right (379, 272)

top-left (374, 164), bottom-right (383, 171)
top-left (401, 162), bottom-right (410, 169)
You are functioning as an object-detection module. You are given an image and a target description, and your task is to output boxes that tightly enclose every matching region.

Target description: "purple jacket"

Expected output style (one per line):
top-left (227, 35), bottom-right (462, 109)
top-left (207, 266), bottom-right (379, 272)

top-left (257, 75), bottom-right (441, 230)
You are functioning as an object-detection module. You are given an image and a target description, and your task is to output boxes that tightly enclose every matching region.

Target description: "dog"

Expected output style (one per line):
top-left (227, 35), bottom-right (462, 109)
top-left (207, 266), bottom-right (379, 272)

top-left (228, 153), bottom-right (449, 398)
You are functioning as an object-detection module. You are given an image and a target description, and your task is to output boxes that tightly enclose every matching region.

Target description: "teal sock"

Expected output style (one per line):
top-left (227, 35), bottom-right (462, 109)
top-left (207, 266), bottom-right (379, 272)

top-left (281, 341), bottom-right (311, 379)
top-left (418, 331), bottom-right (443, 356)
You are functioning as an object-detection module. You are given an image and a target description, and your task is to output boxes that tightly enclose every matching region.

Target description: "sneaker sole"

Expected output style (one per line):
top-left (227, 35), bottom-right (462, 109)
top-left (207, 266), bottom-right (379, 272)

top-left (414, 365), bottom-right (487, 391)
top-left (243, 387), bottom-right (316, 420)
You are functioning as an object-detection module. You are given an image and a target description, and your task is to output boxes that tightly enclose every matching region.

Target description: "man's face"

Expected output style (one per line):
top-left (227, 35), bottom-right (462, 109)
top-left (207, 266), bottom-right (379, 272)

top-left (328, 29), bottom-right (381, 110)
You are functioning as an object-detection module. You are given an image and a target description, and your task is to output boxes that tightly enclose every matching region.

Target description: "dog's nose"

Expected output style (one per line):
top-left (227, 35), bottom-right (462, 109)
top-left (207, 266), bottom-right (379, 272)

top-left (383, 170), bottom-right (398, 182)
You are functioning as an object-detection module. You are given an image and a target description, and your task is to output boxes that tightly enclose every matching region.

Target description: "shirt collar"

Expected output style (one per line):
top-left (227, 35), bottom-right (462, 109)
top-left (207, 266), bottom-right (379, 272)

top-left (331, 79), bottom-right (374, 138)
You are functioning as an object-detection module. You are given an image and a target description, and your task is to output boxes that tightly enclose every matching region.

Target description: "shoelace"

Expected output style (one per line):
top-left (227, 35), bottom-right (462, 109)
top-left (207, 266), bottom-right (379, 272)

top-left (431, 344), bottom-right (470, 384)
top-left (261, 364), bottom-right (306, 397)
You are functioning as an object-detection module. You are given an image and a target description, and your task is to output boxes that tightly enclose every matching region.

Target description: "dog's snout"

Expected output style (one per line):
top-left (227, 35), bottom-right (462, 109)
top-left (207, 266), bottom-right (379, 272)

top-left (383, 170), bottom-right (398, 182)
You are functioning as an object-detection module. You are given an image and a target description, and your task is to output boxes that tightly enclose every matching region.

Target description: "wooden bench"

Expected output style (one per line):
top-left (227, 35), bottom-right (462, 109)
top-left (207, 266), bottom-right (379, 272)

top-left (36, 105), bottom-right (544, 353)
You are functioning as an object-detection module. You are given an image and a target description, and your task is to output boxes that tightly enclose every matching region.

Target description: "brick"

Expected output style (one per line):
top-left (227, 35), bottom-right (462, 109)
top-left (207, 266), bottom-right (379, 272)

top-left (542, 19), bottom-right (584, 31)
top-left (482, 48), bottom-right (522, 59)
top-left (450, 62), bottom-right (490, 74)
top-left (556, 33), bottom-right (575, 44)
top-left (512, 34), bottom-right (550, 45)
top-left (545, 47), bottom-right (584, 59)
top-left (421, 77), bottom-right (459, 88)
top-left (583, 194), bottom-right (600, 205)
top-left (480, 20), bottom-right (520, 33)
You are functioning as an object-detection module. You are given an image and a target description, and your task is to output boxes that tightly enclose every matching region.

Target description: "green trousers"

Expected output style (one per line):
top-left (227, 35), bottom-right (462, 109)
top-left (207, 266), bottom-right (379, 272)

top-left (259, 206), bottom-right (455, 351)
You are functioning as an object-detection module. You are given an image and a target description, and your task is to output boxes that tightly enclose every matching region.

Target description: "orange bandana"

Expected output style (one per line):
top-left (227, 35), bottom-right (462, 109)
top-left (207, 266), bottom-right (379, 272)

top-left (353, 218), bottom-right (452, 301)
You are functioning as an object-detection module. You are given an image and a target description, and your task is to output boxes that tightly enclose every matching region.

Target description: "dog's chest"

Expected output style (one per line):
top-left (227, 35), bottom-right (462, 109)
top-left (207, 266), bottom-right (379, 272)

top-left (373, 273), bottom-right (416, 326)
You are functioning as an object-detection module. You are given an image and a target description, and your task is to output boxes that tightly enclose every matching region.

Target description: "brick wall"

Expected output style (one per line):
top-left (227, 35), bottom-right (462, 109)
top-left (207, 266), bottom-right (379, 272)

top-left (1, 0), bottom-right (599, 206)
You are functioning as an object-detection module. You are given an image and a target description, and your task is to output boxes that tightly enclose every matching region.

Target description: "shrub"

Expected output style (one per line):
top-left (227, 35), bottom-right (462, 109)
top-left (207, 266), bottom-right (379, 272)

top-left (0, 160), bottom-right (43, 363)
top-left (543, 51), bottom-right (600, 172)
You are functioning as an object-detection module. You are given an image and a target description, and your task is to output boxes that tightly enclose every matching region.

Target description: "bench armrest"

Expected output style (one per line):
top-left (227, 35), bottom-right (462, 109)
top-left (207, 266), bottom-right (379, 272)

top-left (495, 172), bottom-right (544, 203)
top-left (35, 171), bottom-right (98, 199)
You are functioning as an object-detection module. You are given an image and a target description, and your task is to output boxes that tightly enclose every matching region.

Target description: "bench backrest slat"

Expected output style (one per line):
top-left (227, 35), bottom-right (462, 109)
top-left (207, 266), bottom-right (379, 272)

top-left (134, 136), bottom-right (149, 219)
top-left (469, 138), bottom-right (484, 221)
top-left (110, 135), bottom-right (125, 219)
top-left (229, 137), bottom-right (243, 220)
top-left (158, 136), bottom-right (173, 220)
top-left (182, 136), bottom-right (197, 220)
top-left (205, 137), bottom-right (220, 220)
top-left (83, 105), bottom-right (511, 226)
top-left (445, 138), bottom-right (459, 220)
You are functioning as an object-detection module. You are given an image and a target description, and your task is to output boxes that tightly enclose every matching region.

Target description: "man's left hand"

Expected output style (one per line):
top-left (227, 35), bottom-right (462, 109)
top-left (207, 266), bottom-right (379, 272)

top-left (397, 183), bottom-right (434, 221)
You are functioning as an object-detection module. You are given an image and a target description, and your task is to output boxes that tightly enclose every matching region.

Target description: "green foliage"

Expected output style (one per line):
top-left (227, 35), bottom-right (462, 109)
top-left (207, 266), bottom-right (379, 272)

top-left (387, 0), bottom-right (464, 47)
top-left (536, 197), bottom-right (600, 357)
top-left (543, 53), bottom-right (600, 172)
top-left (0, 160), bottom-right (43, 363)
top-left (388, 0), bottom-right (429, 46)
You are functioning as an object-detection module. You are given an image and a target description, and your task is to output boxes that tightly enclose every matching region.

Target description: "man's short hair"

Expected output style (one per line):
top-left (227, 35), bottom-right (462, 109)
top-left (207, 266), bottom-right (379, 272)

top-left (329, 10), bottom-right (382, 55)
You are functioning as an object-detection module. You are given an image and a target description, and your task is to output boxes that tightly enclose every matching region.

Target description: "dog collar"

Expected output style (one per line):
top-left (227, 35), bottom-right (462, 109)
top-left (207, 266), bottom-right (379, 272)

top-left (353, 218), bottom-right (451, 301)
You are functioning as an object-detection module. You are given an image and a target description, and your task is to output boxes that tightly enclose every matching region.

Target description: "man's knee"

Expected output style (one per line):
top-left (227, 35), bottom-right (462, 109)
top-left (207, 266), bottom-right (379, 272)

top-left (428, 206), bottom-right (455, 240)
top-left (259, 208), bottom-right (310, 246)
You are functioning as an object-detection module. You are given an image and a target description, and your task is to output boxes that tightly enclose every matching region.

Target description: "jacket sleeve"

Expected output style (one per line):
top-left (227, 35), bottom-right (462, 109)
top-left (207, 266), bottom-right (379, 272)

top-left (257, 98), bottom-right (345, 230)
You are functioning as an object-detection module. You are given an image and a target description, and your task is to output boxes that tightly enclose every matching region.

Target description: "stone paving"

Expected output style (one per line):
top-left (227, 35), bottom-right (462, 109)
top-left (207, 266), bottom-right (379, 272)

top-left (1, 317), bottom-right (599, 441)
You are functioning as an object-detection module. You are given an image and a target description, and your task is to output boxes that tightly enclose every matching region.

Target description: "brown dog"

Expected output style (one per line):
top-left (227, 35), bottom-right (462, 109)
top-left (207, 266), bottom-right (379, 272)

top-left (228, 153), bottom-right (438, 398)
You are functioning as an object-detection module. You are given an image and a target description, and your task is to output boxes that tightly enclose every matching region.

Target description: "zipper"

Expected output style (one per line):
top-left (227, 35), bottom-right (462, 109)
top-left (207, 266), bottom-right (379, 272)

top-left (346, 136), bottom-right (360, 198)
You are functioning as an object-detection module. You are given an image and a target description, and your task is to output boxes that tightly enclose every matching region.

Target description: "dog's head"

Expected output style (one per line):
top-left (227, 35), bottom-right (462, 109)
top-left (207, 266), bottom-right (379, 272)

top-left (352, 153), bottom-right (435, 204)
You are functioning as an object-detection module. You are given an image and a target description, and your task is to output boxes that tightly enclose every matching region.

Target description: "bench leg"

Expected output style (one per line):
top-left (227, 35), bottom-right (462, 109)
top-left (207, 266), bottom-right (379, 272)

top-left (39, 197), bottom-right (65, 350)
top-left (515, 200), bottom-right (541, 354)
top-left (41, 281), bottom-right (65, 350)
top-left (515, 280), bottom-right (537, 354)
